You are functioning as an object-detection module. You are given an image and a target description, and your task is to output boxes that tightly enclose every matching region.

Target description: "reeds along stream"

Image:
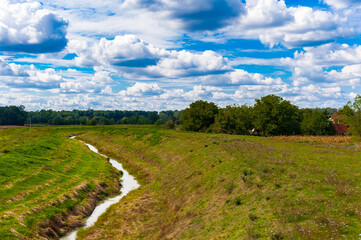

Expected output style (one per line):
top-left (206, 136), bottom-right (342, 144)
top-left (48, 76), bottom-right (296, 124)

top-left (61, 137), bottom-right (140, 240)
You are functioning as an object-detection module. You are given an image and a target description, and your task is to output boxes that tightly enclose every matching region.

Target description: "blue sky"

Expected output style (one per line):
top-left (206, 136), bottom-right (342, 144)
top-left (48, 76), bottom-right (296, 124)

top-left (1, 0), bottom-right (361, 110)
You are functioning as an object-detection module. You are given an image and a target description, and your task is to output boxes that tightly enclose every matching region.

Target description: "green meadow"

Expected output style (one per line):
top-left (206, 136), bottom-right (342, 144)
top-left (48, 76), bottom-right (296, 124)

top-left (0, 127), bottom-right (120, 239)
top-left (1, 125), bottom-right (361, 239)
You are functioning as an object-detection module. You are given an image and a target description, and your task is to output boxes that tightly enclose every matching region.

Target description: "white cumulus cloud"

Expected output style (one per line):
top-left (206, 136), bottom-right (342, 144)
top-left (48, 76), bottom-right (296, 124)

top-left (224, 0), bottom-right (352, 48)
top-left (72, 34), bottom-right (231, 78)
top-left (121, 82), bottom-right (164, 96)
top-left (283, 43), bottom-right (361, 88)
top-left (202, 69), bottom-right (284, 86)
top-left (0, 0), bottom-right (68, 53)
top-left (323, 0), bottom-right (361, 9)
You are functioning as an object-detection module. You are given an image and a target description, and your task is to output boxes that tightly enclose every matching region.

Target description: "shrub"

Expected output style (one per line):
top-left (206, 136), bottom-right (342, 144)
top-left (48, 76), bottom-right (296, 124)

top-left (234, 196), bottom-right (242, 206)
top-left (271, 232), bottom-right (285, 240)
top-left (248, 213), bottom-right (259, 221)
top-left (164, 120), bottom-right (175, 129)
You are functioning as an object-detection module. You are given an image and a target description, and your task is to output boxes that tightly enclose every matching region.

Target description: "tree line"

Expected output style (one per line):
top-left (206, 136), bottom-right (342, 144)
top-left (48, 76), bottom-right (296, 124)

top-left (28, 109), bottom-right (184, 126)
top-left (181, 94), bottom-right (359, 136)
top-left (0, 107), bottom-right (182, 126)
top-left (2, 94), bottom-right (361, 137)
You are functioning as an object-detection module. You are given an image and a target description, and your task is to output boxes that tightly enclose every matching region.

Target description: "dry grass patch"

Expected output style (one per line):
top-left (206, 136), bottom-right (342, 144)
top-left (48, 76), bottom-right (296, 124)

top-left (272, 135), bottom-right (353, 144)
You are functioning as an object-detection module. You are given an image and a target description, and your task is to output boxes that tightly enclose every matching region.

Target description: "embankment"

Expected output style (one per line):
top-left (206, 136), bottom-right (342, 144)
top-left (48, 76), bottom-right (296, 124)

top-left (0, 127), bottom-right (121, 239)
top-left (76, 125), bottom-right (361, 239)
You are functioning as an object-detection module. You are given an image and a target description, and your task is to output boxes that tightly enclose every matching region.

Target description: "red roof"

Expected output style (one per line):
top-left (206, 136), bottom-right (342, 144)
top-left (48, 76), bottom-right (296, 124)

top-left (329, 114), bottom-right (344, 120)
top-left (333, 123), bottom-right (349, 135)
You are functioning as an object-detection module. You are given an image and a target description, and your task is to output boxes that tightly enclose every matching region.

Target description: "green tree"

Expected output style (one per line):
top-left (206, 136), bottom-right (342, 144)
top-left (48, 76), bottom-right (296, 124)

top-left (338, 102), bottom-right (354, 117)
top-left (148, 112), bottom-right (159, 124)
top-left (300, 109), bottom-right (335, 135)
top-left (253, 95), bottom-right (300, 136)
top-left (212, 104), bottom-right (253, 134)
top-left (181, 100), bottom-right (218, 132)
top-left (344, 95), bottom-right (361, 138)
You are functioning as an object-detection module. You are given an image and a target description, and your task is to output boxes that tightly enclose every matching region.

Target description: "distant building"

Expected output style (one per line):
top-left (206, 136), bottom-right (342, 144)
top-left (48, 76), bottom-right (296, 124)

top-left (329, 114), bottom-right (344, 124)
top-left (328, 113), bottom-right (349, 135)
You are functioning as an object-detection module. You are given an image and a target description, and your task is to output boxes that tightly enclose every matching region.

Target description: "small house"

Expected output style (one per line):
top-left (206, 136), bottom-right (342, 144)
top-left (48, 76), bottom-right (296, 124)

top-left (329, 114), bottom-right (344, 124)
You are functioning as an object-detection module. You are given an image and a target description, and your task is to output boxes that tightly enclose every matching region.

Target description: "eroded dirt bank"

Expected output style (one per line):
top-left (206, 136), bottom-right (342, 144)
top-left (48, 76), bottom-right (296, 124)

top-left (39, 181), bottom-right (119, 239)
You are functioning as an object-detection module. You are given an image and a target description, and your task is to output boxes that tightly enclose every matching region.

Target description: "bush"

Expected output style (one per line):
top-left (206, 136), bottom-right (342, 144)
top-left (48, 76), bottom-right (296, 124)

top-left (248, 213), bottom-right (259, 221)
top-left (271, 232), bottom-right (285, 240)
top-left (234, 196), bottom-right (242, 206)
top-left (164, 120), bottom-right (175, 129)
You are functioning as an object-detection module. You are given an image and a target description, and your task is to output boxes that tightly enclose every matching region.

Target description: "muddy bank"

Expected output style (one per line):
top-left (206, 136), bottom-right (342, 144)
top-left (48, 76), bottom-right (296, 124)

top-left (38, 181), bottom-right (117, 239)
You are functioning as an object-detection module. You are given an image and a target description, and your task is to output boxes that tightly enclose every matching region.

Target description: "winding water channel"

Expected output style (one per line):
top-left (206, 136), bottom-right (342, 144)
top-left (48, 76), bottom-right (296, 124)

top-left (61, 137), bottom-right (140, 240)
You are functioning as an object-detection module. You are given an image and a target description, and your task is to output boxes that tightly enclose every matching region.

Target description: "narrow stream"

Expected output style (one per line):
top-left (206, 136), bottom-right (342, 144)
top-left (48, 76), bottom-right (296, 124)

top-left (61, 137), bottom-right (140, 240)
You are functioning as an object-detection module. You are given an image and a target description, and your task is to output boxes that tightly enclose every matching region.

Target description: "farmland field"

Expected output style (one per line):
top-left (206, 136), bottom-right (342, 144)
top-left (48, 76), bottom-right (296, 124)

top-left (1, 125), bottom-right (361, 239)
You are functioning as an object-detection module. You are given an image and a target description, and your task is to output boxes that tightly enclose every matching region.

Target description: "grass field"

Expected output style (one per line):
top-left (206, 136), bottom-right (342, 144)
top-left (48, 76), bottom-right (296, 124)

top-left (0, 127), bottom-right (121, 239)
top-left (69, 125), bottom-right (361, 239)
top-left (2, 125), bottom-right (361, 239)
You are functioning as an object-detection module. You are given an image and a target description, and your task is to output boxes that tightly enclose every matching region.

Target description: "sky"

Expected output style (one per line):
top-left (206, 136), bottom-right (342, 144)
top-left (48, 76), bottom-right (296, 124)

top-left (1, 0), bottom-right (361, 111)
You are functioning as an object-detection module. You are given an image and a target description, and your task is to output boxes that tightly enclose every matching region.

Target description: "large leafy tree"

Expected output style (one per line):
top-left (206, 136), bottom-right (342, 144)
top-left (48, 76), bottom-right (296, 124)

top-left (212, 104), bottom-right (253, 135)
top-left (253, 95), bottom-right (300, 136)
top-left (300, 109), bottom-right (335, 135)
top-left (181, 100), bottom-right (218, 132)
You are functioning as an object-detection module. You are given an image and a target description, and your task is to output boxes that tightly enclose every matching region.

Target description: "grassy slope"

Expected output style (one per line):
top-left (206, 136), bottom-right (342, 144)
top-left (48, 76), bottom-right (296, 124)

top-left (74, 125), bottom-right (361, 239)
top-left (0, 127), bottom-right (121, 239)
